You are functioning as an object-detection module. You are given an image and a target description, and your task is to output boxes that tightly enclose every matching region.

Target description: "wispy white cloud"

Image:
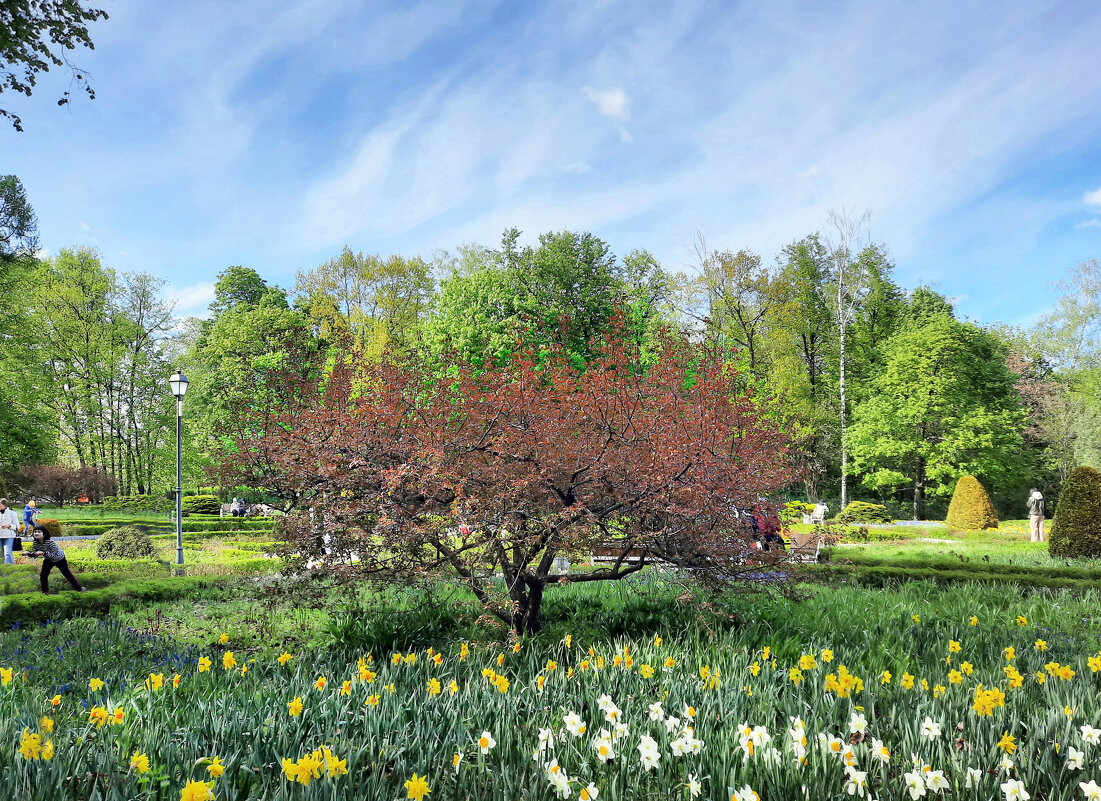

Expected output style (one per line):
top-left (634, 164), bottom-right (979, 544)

top-left (1078, 218), bottom-right (1101, 228)
top-left (1085, 186), bottom-right (1101, 207)
top-left (164, 282), bottom-right (216, 317)
top-left (583, 87), bottom-right (631, 120)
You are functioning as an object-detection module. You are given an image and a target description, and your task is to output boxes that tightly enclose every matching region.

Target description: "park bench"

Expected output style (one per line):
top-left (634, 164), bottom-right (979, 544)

top-left (787, 532), bottom-right (821, 563)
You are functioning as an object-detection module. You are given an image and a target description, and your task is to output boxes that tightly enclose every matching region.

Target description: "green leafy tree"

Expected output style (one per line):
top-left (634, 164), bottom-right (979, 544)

top-left (1, 1), bottom-right (108, 131)
top-left (848, 311), bottom-right (1027, 519)
top-left (295, 247), bottom-right (434, 358)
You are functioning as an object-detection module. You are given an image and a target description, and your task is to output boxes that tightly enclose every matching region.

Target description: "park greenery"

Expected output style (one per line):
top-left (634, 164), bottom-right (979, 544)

top-left (4, 156), bottom-right (1101, 797)
top-left (3, 175), bottom-right (1099, 525)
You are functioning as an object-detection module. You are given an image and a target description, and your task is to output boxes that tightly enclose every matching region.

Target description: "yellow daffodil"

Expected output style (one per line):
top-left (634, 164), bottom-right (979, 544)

top-left (0, 667), bottom-right (13, 685)
top-left (18, 728), bottom-right (41, 760)
top-left (179, 778), bottom-right (215, 801)
top-left (948, 640), bottom-right (961, 653)
top-left (218, 633), bottom-right (229, 644)
top-left (341, 680), bottom-right (352, 696)
top-left (427, 678), bottom-right (441, 696)
top-left (314, 676), bottom-right (327, 691)
top-left (146, 673), bottom-right (164, 691)
top-left (278, 652), bottom-right (293, 665)
top-left (222, 652), bottom-right (236, 670)
top-left (40, 716), bottom-right (53, 733)
top-left (288, 696), bottom-right (303, 716)
top-left (197, 656), bottom-right (211, 673)
top-left (207, 755), bottom-right (224, 777)
top-left (130, 750), bottom-right (150, 774)
top-left (404, 772), bottom-right (431, 801)
top-left (969, 616), bottom-right (978, 626)
top-left (821, 649), bottom-right (834, 663)
top-left (997, 731), bottom-right (1018, 754)
top-left (89, 706), bottom-right (108, 728)
top-left (88, 677), bottom-right (103, 691)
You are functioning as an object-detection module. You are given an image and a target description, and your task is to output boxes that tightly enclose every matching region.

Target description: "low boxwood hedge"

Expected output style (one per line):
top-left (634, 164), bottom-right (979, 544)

top-left (0, 575), bottom-right (232, 627)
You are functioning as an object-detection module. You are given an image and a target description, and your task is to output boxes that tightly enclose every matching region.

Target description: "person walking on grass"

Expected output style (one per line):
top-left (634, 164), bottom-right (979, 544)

top-left (1027, 487), bottom-right (1046, 543)
top-left (27, 525), bottom-right (85, 594)
top-left (0, 498), bottom-right (19, 564)
top-left (22, 498), bottom-right (38, 535)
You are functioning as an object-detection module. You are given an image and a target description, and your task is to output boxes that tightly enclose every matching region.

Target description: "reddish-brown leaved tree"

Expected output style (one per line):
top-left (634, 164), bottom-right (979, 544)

top-left (222, 323), bottom-right (792, 633)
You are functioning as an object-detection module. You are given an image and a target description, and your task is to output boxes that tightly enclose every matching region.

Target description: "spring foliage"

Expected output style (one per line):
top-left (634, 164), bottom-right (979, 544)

top-left (945, 475), bottom-right (999, 531)
top-left (1049, 466), bottom-right (1101, 558)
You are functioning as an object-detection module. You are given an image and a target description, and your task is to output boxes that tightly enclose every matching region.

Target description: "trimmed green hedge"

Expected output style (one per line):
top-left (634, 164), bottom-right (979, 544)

top-left (0, 575), bottom-right (232, 627)
top-left (809, 560), bottom-right (1101, 592)
top-left (59, 518), bottom-right (275, 537)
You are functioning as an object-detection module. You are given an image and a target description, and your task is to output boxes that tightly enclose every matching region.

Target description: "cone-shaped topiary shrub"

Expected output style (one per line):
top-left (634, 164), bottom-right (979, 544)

top-left (945, 475), bottom-right (999, 530)
top-left (95, 525), bottom-right (157, 559)
top-left (1049, 466), bottom-right (1101, 558)
top-left (835, 501), bottom-right (893, 525)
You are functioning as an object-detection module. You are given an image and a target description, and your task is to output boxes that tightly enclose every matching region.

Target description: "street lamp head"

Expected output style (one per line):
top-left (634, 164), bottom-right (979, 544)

top-left (169, 371), bottom-right (189, 400)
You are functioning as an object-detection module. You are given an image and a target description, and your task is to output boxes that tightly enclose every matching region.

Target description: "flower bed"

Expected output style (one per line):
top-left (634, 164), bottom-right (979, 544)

top-left (4, 606), bottom-right (1101, 800)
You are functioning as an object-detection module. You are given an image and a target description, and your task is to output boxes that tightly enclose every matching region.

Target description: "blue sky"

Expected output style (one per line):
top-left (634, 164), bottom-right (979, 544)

top-left (4, 0), bottom-right (1101, 324)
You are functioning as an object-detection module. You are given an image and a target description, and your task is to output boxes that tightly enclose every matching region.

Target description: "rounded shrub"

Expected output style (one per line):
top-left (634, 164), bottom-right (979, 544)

top-left (95, 526), bottom-right (157, 560)
top-left (945, 475), bottom-right (999, 530)
top-left (1049, 466), bottom-right (1101, 558)
top-left (22, 518), bottom-right (61, 538)
top-left (835, 501), bottom-right (893, 525)
top-left (181, 494), bottom-right (221, 515)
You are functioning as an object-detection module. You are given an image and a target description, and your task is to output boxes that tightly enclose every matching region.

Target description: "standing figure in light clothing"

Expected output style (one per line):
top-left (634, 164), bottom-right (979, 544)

top-left (1027, 488), bottom-right (1045, 542)
top-left (0, 499), bottom-right (19, 564)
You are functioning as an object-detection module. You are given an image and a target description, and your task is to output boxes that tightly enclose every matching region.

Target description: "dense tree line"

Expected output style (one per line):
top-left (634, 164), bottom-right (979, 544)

top-left (2, 174), bottom-right (1096, 518)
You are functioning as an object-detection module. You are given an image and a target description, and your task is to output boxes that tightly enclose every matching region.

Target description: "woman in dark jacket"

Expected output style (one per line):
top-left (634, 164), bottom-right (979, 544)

top-left (27, 525), bottom-right (85, 594)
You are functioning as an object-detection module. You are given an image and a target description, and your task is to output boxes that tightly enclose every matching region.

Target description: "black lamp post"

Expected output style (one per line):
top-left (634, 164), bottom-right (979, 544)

top-left (168, 370), bottom-right (189, 566)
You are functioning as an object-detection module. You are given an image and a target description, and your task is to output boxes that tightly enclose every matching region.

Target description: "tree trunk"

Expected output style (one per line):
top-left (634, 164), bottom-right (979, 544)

top-left (839, 316), bottom-right (848, 511)
top-left (512, 577), bottom-right (545, 634)
top-left (913, 457), bottom-right (926, 520)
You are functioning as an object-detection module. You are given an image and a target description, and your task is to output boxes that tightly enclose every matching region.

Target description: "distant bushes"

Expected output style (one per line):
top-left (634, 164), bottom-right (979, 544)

top-left (103, 495), bottom-right (173, 513)
top-left (835, 501), bottom-right (893, 525)
top-left (181, 495), bottom-right (221, 515)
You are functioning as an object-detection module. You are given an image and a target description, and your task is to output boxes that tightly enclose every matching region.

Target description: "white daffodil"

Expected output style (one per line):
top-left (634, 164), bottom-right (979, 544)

top-left (550, 769), bottom-right (572, 799)
top-left (1000, 778), bottom-right (1029, 801)
top-left (904, 770), bottom-right (927, 799)
top-left (477, 731), bottom-right (496, 754)
top-left (593, 734), bottom-right (616, 763)
top-left (870, 737), bottom-right (891, 764)
top-left (563, 712), bottom-right (586, 737)
top-left (844, 767), bottom-right (868, 797)
top-left (1084, 725), bottom-right (1101, 746)
top-left (849, 712), bottom-right (868, 734)
top-left (998, 755), bottom-right (1015, 775)
top-left (538, 727), bottom-right (555, 751)
top-left (964, 767), bottom-right (982, 788)
top-left (1068, 746), bottom-right (1086, 771)
top-left (579, 783), bottom-right (599, 801)
top-left (924, 770), bottom-right (949, 793)
top-left (687, 774), bottom-right (702, 799)
top-left (1080, 780), bottom-right (1101, 801)
top-left (731, 786), bottom-right (758, 801)
top-left (920, 717), bottom-right (942, 739)
top-left (665, 715), bottom-right (682, 733)
top-left (596, 694), bottom-right (614, 713)
top-left (648, 702), bottom-right (664, 721)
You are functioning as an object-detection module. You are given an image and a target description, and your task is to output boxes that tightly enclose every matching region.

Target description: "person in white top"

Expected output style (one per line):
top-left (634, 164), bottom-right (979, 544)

top-left (0, 498), bottom-right (20, 564)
